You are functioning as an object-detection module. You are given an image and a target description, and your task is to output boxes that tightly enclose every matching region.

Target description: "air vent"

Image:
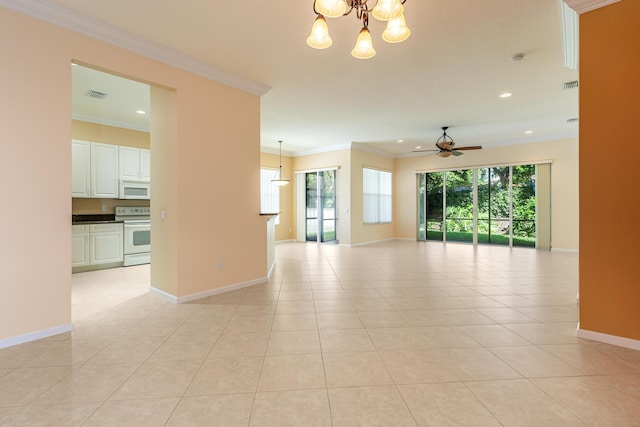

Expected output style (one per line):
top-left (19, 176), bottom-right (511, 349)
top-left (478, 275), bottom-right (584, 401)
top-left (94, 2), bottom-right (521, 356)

top-left (86, 90), bottom-right (107, 99)
top-left (567, 117), bottom-right (579, 124)
top-left (563, 81), bottom-right (579, 90)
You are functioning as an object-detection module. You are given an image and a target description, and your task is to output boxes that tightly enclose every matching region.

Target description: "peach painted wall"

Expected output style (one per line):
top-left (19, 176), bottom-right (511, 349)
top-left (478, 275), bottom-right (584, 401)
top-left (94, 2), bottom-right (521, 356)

top-left (293, 149), bottom-right (351, 245)
top-left (579, 1), bottom-right (640, 340)
top-left (350, 148), bottom-right (396, 245)
top-left (0, 6), bottom-right (264, 343)
top-left (394, 138), bottom-right (579, 251)
top-left (261, 152), bottom-right (294, 241)
top-left (0, 9), bottom-right (72, 341)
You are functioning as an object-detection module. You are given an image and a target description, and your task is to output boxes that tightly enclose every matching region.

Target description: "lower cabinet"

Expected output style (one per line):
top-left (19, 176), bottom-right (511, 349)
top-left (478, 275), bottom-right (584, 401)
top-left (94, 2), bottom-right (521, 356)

top-left (72, 225), bottom-right (90, 267)
top-left (72, 223), bottom-right (123, 270)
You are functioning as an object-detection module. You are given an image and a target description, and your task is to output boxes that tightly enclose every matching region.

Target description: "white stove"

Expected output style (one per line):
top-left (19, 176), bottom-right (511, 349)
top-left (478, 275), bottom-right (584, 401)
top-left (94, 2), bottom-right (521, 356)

top-left (115, 207), bottom-right (150, 266)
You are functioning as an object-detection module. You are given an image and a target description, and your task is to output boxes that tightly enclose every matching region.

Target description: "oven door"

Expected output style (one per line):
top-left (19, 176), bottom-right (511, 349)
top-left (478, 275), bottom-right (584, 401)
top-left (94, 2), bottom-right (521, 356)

top-left (123, 221), bottom-right (150, 254)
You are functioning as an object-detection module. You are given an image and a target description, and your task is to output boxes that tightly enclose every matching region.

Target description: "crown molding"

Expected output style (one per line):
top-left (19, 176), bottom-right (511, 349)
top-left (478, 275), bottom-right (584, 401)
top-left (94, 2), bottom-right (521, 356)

top-left (562, 0), bottom-right (621, 14)
top-left (351, 142), bottom-right (396, 159)
top-left (72, 113), bottom-right (150, 133)
top-left (0, 0), bottom-right (271, 96)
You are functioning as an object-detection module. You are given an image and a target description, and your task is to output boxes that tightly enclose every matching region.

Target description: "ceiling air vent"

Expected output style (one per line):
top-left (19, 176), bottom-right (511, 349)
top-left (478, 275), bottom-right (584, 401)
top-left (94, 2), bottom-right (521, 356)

top-left (567, 117), bottom-right (579, 124)
top-left (85, 90), bottom-right (107, 99)
top-left (563, 81), bottom-right (579, 90)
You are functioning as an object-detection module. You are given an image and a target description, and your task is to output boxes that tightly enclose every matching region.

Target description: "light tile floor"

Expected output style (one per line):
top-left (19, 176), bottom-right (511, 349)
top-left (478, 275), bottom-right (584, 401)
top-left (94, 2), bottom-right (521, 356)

top-left (1, 241), bottom-right (640, 426)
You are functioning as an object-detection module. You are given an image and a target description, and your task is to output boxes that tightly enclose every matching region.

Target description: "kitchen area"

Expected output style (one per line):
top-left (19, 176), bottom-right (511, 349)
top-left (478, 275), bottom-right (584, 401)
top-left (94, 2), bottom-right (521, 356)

top-left (71, 64), bottom-right (152, 274)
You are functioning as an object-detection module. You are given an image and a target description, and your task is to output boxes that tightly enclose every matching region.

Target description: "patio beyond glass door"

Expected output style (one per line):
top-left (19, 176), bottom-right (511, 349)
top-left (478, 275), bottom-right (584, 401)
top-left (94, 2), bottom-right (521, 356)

top-left (305, 170), bottom-right (337, 242)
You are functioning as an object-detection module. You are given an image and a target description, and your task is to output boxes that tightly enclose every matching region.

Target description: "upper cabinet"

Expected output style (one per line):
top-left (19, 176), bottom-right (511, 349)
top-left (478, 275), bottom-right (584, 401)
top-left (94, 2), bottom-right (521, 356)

top-left (71, 140), bottom-right (91, 198)
top-left (72, 140), bottom-right (149, 199)
top-left (90, 142), bottom-right (119, 198)
top-left (119, 146), bottom-right (151, 181)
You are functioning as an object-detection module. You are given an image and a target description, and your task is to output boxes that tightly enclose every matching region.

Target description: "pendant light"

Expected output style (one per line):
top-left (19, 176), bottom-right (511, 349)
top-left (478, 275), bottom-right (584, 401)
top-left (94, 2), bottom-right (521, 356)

top-left (271, 140), bottom-right (290, 186)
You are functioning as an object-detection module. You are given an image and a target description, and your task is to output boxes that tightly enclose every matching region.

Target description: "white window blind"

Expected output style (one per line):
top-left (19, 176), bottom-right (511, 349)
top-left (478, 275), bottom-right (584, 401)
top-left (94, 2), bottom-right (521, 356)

top-left (363, 167), bottom-right (392, 224)
top-left (260, 168), bottom-right (280, 224)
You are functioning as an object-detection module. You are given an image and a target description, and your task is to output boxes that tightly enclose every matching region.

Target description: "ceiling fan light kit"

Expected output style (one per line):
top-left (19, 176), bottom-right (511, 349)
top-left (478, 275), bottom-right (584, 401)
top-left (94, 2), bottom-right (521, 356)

top-left (414, 127), bottom-right (483, 158)
top-left (307, 0), bottom-right (410, 59)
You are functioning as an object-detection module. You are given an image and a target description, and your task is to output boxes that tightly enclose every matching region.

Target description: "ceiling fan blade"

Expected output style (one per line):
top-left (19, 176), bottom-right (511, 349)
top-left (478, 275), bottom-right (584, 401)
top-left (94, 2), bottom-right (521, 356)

top-left (454, 146), bottom-right (482, 151)
top-left (412, 149), bottom-right (440, 153)
top-left (452, 150), bottom-right (463, 156)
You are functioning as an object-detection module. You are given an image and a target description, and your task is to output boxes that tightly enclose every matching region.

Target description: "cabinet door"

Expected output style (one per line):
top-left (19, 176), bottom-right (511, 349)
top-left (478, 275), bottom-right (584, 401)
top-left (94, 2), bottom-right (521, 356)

top-left (71, 230), bottom-right (90, 267)
top-left (119, 146), bottom-right (141, 181)
top-left (91, 143), bottom-right (119, 198)
top-left (71, 141), bottom-right (91, 197)
top-left (140, 149), bottom-right (151, 181)
top-left (90, 231), bottom-right (123, 264)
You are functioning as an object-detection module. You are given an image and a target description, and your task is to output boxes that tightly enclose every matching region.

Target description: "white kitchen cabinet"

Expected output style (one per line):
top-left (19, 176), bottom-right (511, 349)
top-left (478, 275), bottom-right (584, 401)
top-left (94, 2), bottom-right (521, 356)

top-left (90, 142), bottom-right (119, 198)
top-left (71, 225), bottom-right (90, 267)
top-left (119, 146), bottom-right (151, 181)
top-left (89, 223), bottom-right (123, 265)
top-left (140, 149), bottom-right (151, 181)
top-left (71, 140), bottom-right (91, 198)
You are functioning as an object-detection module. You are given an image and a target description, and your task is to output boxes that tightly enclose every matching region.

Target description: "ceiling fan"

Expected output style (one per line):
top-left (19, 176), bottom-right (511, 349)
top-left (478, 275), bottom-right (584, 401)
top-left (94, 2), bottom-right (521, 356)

top-left (413, 127), bottom-right (482, 157)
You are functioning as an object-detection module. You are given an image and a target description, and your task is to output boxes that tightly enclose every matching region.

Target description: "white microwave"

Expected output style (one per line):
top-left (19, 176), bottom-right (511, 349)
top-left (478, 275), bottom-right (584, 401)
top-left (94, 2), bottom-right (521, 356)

top-left (119, 180), bottom-right (151, 200)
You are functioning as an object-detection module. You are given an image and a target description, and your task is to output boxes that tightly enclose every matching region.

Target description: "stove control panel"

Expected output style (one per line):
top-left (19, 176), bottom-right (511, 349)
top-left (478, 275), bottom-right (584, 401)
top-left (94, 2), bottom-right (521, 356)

top-left (115, 206), bottom-right (150, 216)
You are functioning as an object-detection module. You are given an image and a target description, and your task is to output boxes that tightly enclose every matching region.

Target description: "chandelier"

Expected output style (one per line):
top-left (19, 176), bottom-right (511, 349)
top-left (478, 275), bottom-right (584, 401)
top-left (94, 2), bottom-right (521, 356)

top-left (307, 0), bottom-right (410, 59)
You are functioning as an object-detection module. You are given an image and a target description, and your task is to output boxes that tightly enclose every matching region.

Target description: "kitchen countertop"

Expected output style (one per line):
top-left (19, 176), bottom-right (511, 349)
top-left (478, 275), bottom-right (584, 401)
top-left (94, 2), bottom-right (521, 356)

top-left (72, 214), bottom-right (123, 225)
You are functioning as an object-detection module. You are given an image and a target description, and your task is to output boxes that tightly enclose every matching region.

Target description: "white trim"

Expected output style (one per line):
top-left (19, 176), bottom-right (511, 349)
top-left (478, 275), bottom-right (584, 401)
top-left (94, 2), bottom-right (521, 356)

top-left (563, 0), bottom-right (620, 14)
top-left (294, 166), bottom-right (340, 175)
top-left (0, 0), bottom-right (270, 96)
top-left (72, 113), bottom-right (149, 133)
top-left (351, 142), bottom-right (396, 158)
top-left (275, 239), bottom-right (296, 244)
top-left (293, 144), bottom-right (352, 157)
top-left (577, 328), bottom-right (640, 351)
top-left (349, 237), bottom-right (396, 247)
top-left (416, 159), bottom-right (553, 174)
top-left (560, 0), bottom-right (579, 70)
top-left (150, 276), bottom-right (268, 304)
top-left (0, 323), bottom-right (73, 349)
top-left (267, 261), bottom-right (276, 279)
top-left (551, 247), bottom-right (579, 253)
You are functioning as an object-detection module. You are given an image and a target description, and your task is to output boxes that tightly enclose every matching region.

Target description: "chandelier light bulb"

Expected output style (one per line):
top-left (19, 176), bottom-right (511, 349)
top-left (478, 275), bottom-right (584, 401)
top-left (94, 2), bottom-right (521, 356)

top-left (314, 0), bottom-right (347, 18)
top-left (382, 14), bottom-right (410, 43)
top-left (372, 0), bottom-right (404, 21)
top-left (307, 15), bottom-right (333, 49)
top-left (351, 27), bottom-right (376, 59)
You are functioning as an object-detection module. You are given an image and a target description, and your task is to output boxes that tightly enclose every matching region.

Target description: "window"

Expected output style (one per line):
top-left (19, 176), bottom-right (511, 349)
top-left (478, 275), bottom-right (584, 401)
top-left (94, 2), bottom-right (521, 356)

top-left (260, 168), bottom-right (280, 224)
top-left (363, 167), bottom-right (392, 224)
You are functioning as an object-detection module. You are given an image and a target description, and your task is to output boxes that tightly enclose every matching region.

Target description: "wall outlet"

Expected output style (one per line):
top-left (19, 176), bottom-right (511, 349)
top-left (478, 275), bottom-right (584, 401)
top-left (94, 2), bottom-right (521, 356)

top-left (218, 260), bottom-right (224, 270)
top-left (101, 204), bottom-right (107, 212)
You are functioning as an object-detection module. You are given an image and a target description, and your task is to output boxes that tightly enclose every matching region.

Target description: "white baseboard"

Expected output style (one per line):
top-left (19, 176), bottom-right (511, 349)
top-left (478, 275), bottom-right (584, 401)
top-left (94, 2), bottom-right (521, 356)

top-left (275, 239), bottom-right (296, 244)
top-left (150, 276), bottom-right (269, 304)
top-left (0, 323), bottom-right (73, 349)
top-left (348, 238), bottom-right (396, 248)
top-left (267, 261), bottom-right (276, 279)
top-left (551, 248), bottom-right (579, 253)
top-left (577, 327), bottom-right (640, 351)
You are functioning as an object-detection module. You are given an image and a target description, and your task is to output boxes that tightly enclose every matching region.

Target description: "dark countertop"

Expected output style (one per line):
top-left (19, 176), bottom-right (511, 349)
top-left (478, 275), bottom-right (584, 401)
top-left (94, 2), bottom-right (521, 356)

top-left (72, 214), bottom-right (122, 225)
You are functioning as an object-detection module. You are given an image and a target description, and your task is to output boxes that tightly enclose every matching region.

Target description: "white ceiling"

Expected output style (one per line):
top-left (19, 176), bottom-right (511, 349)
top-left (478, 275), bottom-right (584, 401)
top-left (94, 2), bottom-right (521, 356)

top-left (61, 0), bottom-right (578, 156)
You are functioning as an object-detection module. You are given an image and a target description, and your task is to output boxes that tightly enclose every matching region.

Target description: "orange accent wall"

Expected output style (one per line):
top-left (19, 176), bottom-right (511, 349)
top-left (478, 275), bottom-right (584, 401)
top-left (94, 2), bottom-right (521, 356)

top-left (579, 0), bottom-right (640, 340)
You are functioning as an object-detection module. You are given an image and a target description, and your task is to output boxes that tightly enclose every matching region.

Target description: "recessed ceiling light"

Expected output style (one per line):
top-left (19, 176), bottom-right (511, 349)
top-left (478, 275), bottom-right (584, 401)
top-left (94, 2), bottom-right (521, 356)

top-left (499, 92), bottom-right (512, 98)
top-left (397, 139), bottom-right (404, 143)
top-left (415, 146), bottom-right (422, 149)
top-left (524, 130), bottom-right (533, 134)
top-left (135, 110), bottom-right (146, 115)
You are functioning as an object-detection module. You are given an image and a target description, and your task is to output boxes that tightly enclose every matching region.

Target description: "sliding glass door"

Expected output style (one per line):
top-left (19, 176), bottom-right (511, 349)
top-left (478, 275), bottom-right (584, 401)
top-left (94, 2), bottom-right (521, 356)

top-left (417, 163), bottom-right (543, 248)
top-left (305, 170), bottom-right (337, 243)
